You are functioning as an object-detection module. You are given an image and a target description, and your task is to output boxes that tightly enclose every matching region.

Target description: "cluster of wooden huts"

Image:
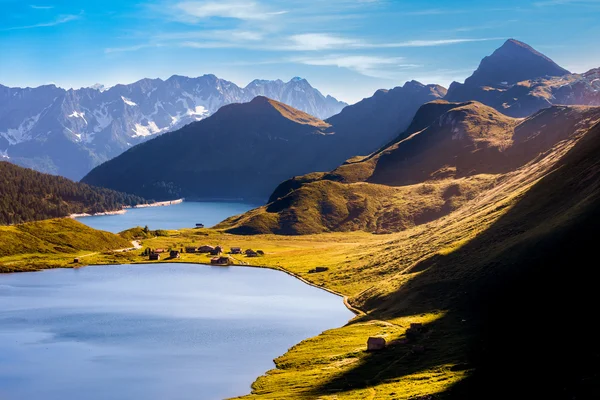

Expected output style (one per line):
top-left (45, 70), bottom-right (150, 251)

top-left (143, 245), bottom-right (266, 265)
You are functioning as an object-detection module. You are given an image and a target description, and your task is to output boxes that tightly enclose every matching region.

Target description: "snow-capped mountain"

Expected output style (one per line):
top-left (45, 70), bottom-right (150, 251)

top-left (0, 75), bottom-right (347, 180)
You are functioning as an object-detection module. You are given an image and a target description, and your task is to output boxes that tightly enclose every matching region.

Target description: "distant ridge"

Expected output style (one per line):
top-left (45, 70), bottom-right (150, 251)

top-left (82, 84), bottom-right (445, 201)
top-left (0, 75), bottom-right (346, 180)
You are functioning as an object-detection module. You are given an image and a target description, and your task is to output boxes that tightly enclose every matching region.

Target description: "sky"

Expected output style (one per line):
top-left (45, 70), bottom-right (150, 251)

top-left (1, 0), bottom-right (599, 104)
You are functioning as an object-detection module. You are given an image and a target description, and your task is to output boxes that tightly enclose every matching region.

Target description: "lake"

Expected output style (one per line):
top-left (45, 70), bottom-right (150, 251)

top-left (76, 201), bottom-right (260, 233)
top-left (0, 264), bottom-right (354, 400)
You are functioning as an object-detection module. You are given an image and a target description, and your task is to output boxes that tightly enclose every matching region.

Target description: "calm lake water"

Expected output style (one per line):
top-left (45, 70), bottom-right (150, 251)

top-left (76, 201), bottom-right (260, 233)
top-left (0, 264), bottom-right (353, 400)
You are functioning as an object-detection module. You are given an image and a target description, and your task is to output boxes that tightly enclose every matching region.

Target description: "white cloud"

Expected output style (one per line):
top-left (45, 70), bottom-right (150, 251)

top-left (280, 34), bottom-right (500, 51)
top-left (30, 5), bottom-right (55, 10)
top-left (109, 32), bottom-right (500, 54)
top-left (105, 43), bottom-right (164, 54)
top-left (155, 29), bottom-right (265, 42)
top-left (286, 33), bottom-right (361, 51)
top-left (377, 38), bottom-right (501, 48)
top-left (174, 1), bottom-right (285, 21)
top-left (292, 55), bottom-right (419, 78)
top-left (3, 13), bottom-right (81, 31)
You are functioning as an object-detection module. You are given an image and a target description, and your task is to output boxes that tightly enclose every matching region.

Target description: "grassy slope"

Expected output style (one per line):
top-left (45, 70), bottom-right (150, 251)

top-left (0, 218), bottom-right (131, 272)
top-left (218, 177), bottom-right (497, 235)
top-left (219, 104), bottom-right (600, 235)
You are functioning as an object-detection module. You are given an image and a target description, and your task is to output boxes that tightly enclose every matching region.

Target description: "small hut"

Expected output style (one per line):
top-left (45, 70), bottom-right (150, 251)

top-left (230, 247), bottom-right (242, 254)
top-left (211, 256), bottom-right (232, 266)
top-left (185, 246), bottom-right (197, 253)
top-left (149, 253), bottom-right (160, 261)
top-left (210, 246), bottom-right (223, 256)
top-left (73, 258), bottom-right (80, 263)
top-left (195, 223), bottom-right (205, 228)
top-left (154, 248), bottom-right (165, 254)
top-left (245, 249), bottom-right (258, 257)
top-left (198, 245), bottom-right (215, 253)
top-left (367, 337), bottom-right (386, 351)
top-left (169, 250), bottom-right (181, 259)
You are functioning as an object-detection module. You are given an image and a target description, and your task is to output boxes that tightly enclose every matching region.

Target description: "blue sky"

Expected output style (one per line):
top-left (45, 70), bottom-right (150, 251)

top-left (1, 0), bottom-right (599, 103)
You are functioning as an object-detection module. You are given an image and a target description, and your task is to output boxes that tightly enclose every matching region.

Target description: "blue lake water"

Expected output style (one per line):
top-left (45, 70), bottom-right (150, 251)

top-left (76, 201), bottom-right (260, 233)
top-left (0, 264), bottom-right (354, 400)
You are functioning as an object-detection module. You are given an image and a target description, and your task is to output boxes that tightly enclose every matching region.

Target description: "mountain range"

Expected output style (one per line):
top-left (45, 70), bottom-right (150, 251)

top-left (0, 75), bottom-right (346, 180)
top-left (81, 81), bottom-right (445, 201)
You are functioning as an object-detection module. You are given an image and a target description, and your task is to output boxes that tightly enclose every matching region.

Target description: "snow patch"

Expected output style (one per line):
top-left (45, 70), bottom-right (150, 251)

top-left (121, 96), bottom-right (138, 106)
top-left (188, 105), bottom-right (208, 117)
top-left (93, 107), bottom-right (113, 134)
top-left (133, 121), bottom-right (161, 137)
top-left (65, 127), bottom-right (83, 142)
top-left (68, 111), bottom-right (88, 124)
top-left (0, 113), bottom-right (42, 145)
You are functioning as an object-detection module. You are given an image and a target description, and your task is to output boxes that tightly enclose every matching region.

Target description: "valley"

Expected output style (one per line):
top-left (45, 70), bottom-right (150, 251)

top-left (2, 33), bottom-right (600, 400)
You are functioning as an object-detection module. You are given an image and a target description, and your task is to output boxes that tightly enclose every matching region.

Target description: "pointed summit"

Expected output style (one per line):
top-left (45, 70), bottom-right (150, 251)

top-left (465, 39), bottom-right (570, 87)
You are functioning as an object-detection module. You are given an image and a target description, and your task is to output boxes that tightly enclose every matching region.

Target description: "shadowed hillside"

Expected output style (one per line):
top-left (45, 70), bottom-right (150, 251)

top-left (83, 82), bottom-right (445, 202)
top-left (218, 103), bottom-right (600, 235)
top-left (233, 117), bottom-right (600, 400)
top-left (334, 119), bottom-right (600, 400)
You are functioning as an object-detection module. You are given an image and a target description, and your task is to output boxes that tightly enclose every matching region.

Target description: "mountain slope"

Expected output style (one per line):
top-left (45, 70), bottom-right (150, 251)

top-left (0, 218), bottom-right (132, 272)
top-left (0, 76), bottom-right (346, 180)
top-left (82, 97), bottom-right (339, 200)
top-left (218, 102), bottom-right (600, 234)
top-left (366, 118), bottom-right (600, 399)
top-left (445, 39), bottom-right (599, 117)
top-left (82, 85), bottom-right (445, 201)
top-left (464, 39), bottom-right (570, 87)
top-left (0, 161), bottom-right (147, 225)
top-left (326, 81), bottom-right (447, 148)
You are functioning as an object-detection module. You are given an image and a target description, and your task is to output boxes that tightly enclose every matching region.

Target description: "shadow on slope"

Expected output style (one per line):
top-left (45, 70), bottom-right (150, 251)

top-left (311, 120), bottom-right (600, 399)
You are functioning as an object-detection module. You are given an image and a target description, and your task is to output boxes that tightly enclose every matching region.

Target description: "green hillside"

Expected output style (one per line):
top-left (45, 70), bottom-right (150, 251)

top-left (0, 161), bottom-right (148, 225)
top-left (230, 120), bottom-right (600, 400)
top-left (0, 218), bottom-right (132, 272)
top-left (220, 103), bottom-right (600, 235)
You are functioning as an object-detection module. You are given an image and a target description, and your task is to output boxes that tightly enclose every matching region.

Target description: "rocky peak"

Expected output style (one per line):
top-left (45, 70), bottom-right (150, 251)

top-left (464, 39), bottom-right (570, 87)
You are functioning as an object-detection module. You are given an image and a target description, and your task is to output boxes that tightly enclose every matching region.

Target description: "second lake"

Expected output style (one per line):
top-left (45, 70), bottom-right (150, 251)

top-left (76, 201), bottom-right (260, 233)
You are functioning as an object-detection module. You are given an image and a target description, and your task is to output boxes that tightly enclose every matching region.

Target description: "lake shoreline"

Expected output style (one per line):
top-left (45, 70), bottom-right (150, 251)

top-left (1, 260), bottom-right (358, 399)
top-left (0, 262), bottom-right (353, 400)
top-left (69, 198), bottom-right (184, 219)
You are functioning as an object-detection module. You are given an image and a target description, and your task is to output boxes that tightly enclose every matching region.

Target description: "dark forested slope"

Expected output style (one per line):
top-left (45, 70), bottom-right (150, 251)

top-left (0, 161), bottom-right (147, 224)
